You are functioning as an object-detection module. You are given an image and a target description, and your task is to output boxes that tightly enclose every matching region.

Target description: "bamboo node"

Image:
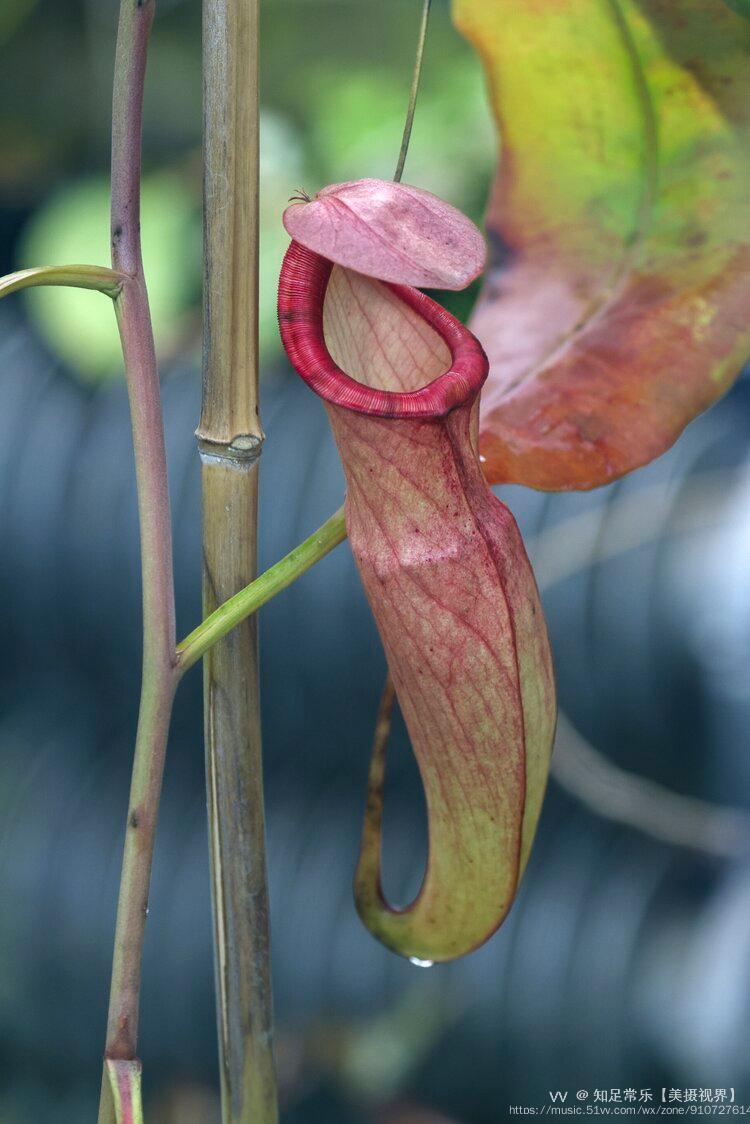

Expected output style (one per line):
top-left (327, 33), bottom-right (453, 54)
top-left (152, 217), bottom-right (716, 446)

top-left (196, 432), bottom-right (264, 467)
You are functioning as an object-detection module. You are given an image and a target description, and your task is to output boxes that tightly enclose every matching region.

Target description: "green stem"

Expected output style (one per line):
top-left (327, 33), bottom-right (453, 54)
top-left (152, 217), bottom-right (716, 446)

top-left (0, 263), bottom-right (124, 299)
top-left (394, 0), bottom-right (432, 183)
top-left (177, 506), bottom-right (346, 672)
top-left (106, 1059), bottom-right (144, 1124)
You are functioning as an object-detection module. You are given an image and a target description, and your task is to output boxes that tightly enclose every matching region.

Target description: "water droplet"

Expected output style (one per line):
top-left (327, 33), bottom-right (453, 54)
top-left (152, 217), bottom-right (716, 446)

top-left (479, 454), bottom-right (487, 463)
top-left (409, 956), bottom-right (434, 968)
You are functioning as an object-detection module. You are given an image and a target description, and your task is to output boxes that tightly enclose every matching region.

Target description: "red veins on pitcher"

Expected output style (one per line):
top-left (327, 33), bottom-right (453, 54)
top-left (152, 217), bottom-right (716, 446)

top-left (278, 180), bottom-right (556, 962)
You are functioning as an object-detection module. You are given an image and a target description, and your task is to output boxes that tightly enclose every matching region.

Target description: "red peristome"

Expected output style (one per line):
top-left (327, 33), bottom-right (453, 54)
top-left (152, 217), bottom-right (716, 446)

top-left (279, 241), bottom-right (488, 418)
top-left (278, 239), bottom-right (556, 961)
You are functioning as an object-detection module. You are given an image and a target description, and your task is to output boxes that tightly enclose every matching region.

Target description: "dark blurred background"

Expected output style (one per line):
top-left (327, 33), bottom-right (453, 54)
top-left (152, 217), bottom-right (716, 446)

top-left (2, 1), bottom-right (750, 1121)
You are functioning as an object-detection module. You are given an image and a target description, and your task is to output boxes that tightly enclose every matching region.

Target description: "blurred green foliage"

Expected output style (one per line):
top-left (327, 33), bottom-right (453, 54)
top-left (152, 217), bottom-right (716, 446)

top-left (0, 0), bottom-right (39, 46)
top-left (20, 174), bottom-right (200, 382)
top-left (1, 0), bottom-right (493, 383)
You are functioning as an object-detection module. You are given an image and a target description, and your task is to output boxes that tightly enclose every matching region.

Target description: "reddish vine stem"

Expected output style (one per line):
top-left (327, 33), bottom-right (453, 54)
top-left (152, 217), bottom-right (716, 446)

top-left (98, 1), bottom-right (178, 1120)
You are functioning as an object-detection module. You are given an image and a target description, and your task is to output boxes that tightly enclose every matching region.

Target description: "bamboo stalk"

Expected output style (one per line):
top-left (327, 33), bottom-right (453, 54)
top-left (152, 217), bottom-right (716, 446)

top-left (98, 2), bottom-right (179, 1121)
top-left (200, 2), bottom-right (278, 1121)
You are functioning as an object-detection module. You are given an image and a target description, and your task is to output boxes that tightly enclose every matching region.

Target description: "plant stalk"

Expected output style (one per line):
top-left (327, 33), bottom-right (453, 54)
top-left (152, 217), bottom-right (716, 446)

top-left (394, 0), bottom-right (432, 183)
top-left (99, 1), bottom-right (178, 1121)
top-left (200, 1), bottom-right (278, 1121)
top-left (0, 263), bottom-right (124, 299)
top-left (177, 505), bottom-right (346, 672)
top-left (107, 1059), bottom-right (145, 1124)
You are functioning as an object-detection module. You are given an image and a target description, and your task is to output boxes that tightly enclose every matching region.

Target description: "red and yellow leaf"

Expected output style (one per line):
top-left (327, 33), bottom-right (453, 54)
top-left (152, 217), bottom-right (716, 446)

top-left (454, 0), bottom-right (750, 490)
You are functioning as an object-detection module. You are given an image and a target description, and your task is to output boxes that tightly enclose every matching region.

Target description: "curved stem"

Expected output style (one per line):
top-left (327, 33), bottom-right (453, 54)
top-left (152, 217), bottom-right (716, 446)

top-left (101, 278), bottom-right (178, 1066)
top-left (0, 263), bottom-right (125, 299)
top-left (177, 506), bottom-right (346, 672)
top-left (552, 709), bottom-right (750, 859)
top-left (99, 1), bottom-right (177, 1121)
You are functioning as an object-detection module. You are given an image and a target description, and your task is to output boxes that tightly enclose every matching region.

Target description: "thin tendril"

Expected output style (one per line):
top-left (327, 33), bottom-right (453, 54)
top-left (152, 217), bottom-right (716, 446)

top-left (394, 0), bottom-right (432, 183)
